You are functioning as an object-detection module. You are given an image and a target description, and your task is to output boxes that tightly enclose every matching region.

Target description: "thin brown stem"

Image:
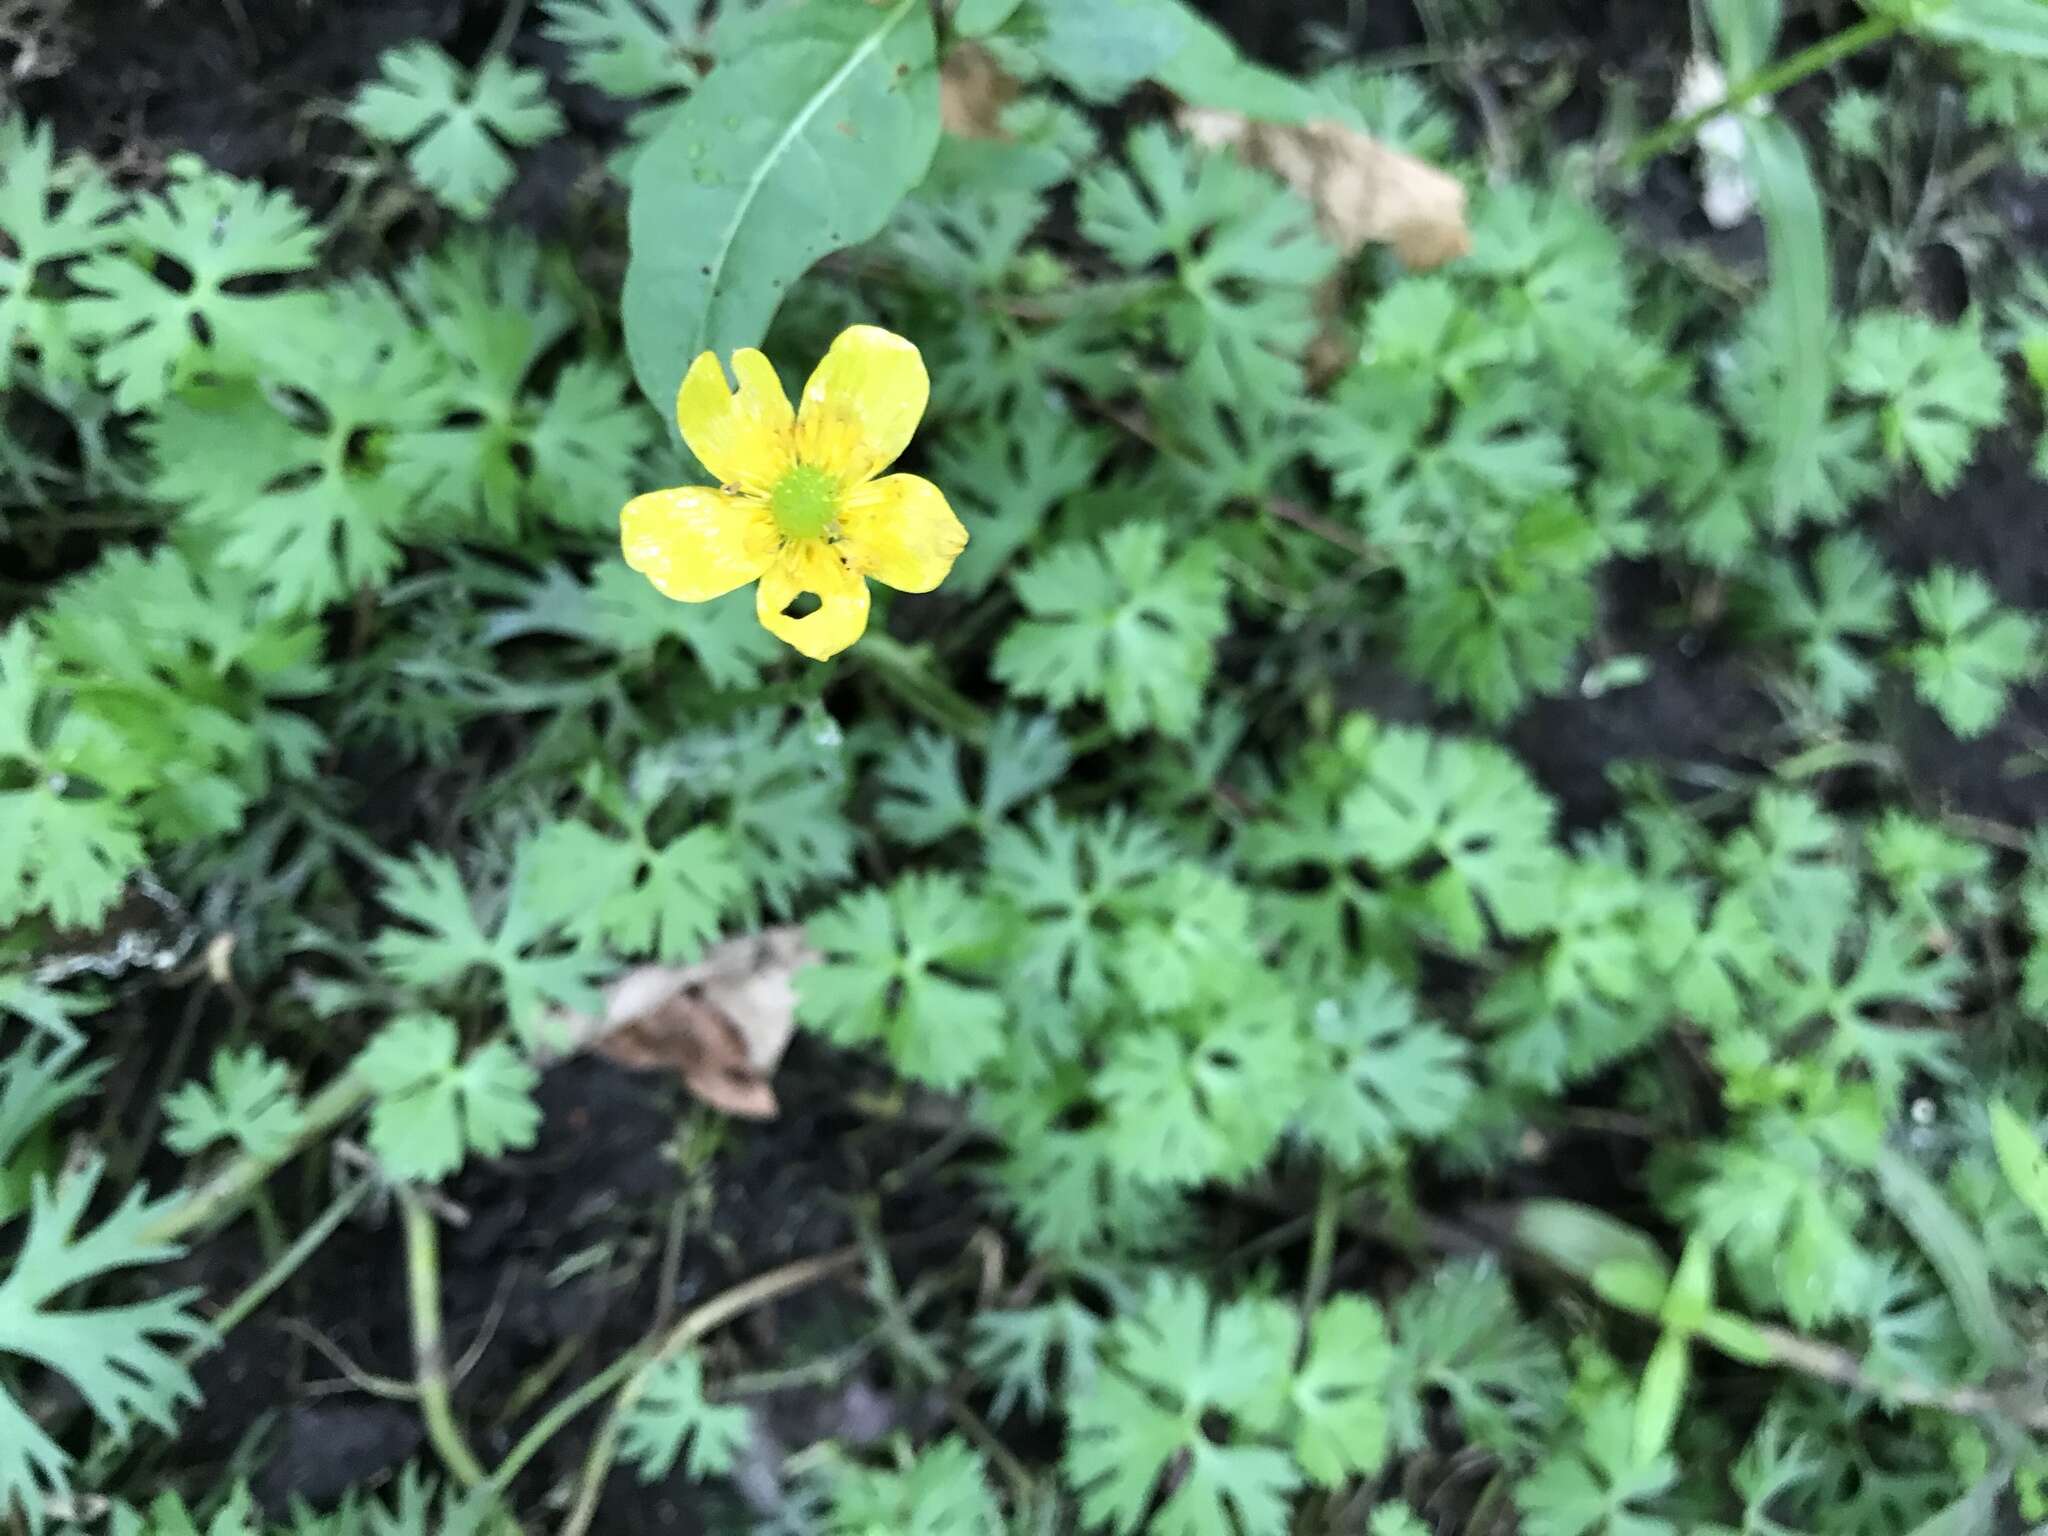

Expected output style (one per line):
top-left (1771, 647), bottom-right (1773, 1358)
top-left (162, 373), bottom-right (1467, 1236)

top-left (555, 1247), bottom-right (862, 1536)
top-left (1266, 496), bottom-right (1383, 564)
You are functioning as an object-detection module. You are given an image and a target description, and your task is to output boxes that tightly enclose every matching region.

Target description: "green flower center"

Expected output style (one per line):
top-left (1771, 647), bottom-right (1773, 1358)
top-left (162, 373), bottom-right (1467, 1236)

top-left (768, 463), bottom-right (840, 540)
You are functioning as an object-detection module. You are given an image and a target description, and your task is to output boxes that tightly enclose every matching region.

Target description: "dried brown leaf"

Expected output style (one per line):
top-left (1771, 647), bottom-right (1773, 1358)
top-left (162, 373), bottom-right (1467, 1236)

top-left (599, 994), bottom-right (779, 1120)
top-left (940, 41), bottom-right (1016, 140)
top-left (540, 928), bottom-right (816, 1121)
top-left (1180, 106), bottom-right (1471, 269)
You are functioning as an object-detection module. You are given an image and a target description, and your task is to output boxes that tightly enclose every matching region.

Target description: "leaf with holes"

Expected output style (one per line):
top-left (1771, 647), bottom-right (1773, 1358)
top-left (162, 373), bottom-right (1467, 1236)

top-left (0, 113), bottom-right (124, 378)
top-left (1342, 716), bottom-right (1563, 951)
top-left (1063, 1274), bottom-right (1299, 1536)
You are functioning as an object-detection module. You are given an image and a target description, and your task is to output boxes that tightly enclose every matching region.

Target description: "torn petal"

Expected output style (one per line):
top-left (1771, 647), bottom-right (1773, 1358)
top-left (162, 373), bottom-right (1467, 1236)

top-left (755, 539), bottom-right (871, 660)
top-left (675, 348), bottom-right (796, 495)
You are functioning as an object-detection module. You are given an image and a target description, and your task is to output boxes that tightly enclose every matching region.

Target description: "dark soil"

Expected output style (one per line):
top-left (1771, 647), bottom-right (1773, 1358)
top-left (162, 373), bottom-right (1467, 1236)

top-left (159, 1044), bottom-right (949, 1523)
top-left (1877, 440), bottom-right (2048, 826)
top-left (1509, 561), bottom-right (1777, 829)
top-left (13, 0), bottom-right (618, 249)
top-left (13, 1), bottom-right (459, 185)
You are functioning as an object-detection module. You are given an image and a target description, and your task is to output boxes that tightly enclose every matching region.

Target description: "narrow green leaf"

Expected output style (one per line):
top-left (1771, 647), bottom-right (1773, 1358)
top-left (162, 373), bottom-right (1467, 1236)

top-left (1516, 1199), bottom-right (1671, 1292)
top-left (622, 0), bottom-right (940, 412)
top-left (1592, 1259), bottom-right (1670, 1316)
top-left (1874, 1146), bottom-right (2020, 1367)
top-left (1660, 1235), bottom-right (1716, 1329)
top-left (1990, 1099), bottom-right (2048, 1238)
top-left (1696, 1309), bottom-right (1776, 1365)
top-left (1741, 116), bottom-right (1831, 516)
top-left (1633, 1328), bottom-right (1690, 1466)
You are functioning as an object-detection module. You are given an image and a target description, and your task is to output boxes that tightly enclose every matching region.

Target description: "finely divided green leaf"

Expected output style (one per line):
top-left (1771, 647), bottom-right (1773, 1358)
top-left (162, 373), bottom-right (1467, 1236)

top-left (351, 43), bottom-right (564, 217)
top-left (619, 1351), bottom-right (751, 1482)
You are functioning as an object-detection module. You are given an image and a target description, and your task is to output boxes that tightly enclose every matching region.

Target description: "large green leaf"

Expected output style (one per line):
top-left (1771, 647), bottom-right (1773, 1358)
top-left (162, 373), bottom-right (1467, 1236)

top-left (1021, 0), bottom-right (1196, 103)
top-left (621, 0), bottom-right (940, 412)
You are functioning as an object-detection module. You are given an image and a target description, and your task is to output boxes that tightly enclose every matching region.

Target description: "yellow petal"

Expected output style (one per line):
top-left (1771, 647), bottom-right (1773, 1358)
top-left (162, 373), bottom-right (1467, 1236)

top-left (756, 540), bottom-right (871, 661)
top-left (621, 485), bottom-right (778, 602)
top-left (675, 348), bottom-right (795, 496)
top-left (839, 474), bottom-right (968, 593)
top-left (795, 325), bottom-right (929, 483)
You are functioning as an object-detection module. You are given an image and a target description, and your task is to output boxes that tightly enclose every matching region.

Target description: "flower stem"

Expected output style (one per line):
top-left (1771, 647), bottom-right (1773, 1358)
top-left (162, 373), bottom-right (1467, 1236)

top-left (1620, 12), bottom-right (1904, 171)
top-left (400, 1191), bottom-right (493, 1492)
top-left (857, 632), bottom-right (991, 742)
top-left (481, 0), bottom-right (531, 65)
top-left (484, 1345), bottom-right (642, 1499)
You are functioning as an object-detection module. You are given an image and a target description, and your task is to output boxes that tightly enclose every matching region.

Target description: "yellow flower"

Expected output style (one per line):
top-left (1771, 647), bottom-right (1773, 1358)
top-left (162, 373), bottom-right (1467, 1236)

top-left (620, 324), bottom-right (967, 661)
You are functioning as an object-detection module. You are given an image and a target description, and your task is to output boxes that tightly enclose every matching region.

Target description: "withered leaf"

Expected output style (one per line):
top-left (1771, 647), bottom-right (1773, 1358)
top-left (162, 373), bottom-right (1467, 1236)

top-left (542, 928), bottom-right (816, 1121)
top-left (940, 41), bottom-right (1016, 141)
top-left (1180, 105), bottom-right (1471, 270)
top-left (598, 992), bottom-right (779, 1121)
